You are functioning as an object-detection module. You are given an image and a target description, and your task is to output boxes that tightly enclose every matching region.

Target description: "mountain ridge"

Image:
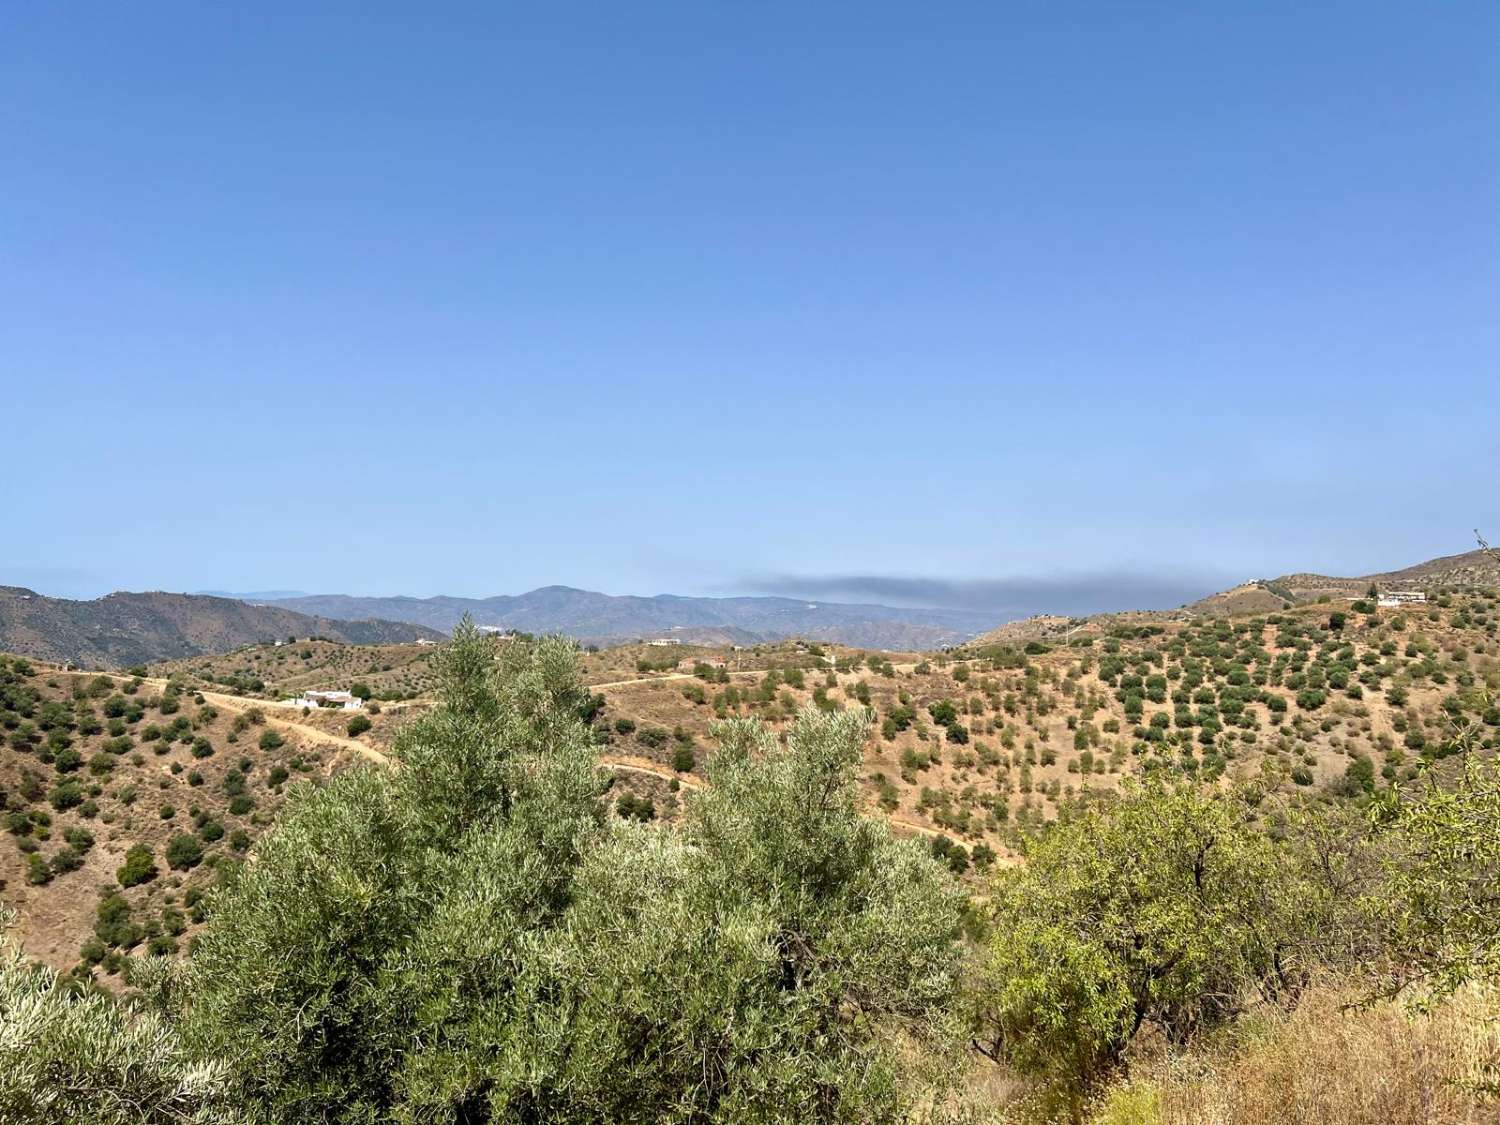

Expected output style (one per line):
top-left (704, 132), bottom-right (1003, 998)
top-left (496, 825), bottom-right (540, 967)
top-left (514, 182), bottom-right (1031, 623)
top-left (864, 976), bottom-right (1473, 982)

top-left (253, 586), bottom-right (1004, 649)
top-left (0, 586), bottom-right (444, 668)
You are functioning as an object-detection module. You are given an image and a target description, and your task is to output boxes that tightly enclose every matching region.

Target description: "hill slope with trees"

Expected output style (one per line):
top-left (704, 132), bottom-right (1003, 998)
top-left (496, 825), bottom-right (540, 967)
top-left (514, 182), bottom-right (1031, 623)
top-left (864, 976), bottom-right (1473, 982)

top-left (0, 587), bottom-right (443, 668)
top-left (2, 620), bottom-right (1499, 1123)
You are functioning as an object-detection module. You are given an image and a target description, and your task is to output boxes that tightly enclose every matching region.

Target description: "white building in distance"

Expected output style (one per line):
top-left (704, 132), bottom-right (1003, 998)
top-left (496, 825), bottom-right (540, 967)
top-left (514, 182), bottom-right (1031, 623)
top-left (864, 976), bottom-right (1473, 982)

top-left (284, 689), bottom-right (364, 710)
top-left (1377, 590), bottom-right (1427, 608)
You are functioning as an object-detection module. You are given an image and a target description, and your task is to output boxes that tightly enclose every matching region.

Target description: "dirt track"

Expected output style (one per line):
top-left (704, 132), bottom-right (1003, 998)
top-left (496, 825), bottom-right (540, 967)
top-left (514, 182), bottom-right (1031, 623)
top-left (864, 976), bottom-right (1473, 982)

top-left (59, 666), bottom-right (945, 840)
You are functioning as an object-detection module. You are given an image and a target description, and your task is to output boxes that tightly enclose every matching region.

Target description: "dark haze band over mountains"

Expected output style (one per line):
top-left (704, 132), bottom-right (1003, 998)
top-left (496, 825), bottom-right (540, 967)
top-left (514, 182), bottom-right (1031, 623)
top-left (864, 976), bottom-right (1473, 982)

top-left (735, 572), bottom-right (1229, 618)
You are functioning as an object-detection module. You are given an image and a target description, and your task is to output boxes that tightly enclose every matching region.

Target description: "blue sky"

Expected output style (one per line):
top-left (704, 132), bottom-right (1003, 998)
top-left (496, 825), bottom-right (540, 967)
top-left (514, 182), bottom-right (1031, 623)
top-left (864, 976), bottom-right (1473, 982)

top-left (3, 3), bottom-right (1496, 610)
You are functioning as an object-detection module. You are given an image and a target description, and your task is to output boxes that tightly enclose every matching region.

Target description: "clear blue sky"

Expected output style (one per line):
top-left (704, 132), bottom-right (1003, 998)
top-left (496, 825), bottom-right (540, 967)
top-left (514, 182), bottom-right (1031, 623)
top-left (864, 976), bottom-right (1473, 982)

top-left (4, 3), bottom-right (1496, 609)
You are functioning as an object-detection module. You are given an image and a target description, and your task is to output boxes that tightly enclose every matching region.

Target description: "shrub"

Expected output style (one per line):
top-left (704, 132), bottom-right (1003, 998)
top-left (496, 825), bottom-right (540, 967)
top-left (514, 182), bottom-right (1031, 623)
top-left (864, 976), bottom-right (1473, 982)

top-left (165, 833), bottom-right (205, 870)
top-left (116, 844), bottom-right (158, 888)
top-left (974, 783), bottom-right (1327, 1102)
top-left (63, 826), bottom-right (94, 851)
top-left (47, 780), bottom-right (84, 811)
top-left (616, 792), bottom-right (656, 822)
top-left (671, 744), bottom-right (696, 773)
top-left (346, 715), bottom-right (372, 737)
top-left (94, 894), bottom-right (141, 947)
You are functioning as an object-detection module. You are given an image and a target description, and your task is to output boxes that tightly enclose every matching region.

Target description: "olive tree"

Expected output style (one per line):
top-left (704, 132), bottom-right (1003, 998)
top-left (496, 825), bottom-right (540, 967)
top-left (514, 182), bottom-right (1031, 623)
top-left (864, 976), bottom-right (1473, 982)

top-left (971, 783), bottom-right (1322, 1103)
top-left (0, 912), bottom-right (239, 1125)
top-left (178, 619), bottom-right (607, 1122)
top-left (175, 621), bottom-right (965, 1123)
top-left (472, 709), bottom-right (967, 1121)
top-left (1376, 704), bottom-right (1500, 1005)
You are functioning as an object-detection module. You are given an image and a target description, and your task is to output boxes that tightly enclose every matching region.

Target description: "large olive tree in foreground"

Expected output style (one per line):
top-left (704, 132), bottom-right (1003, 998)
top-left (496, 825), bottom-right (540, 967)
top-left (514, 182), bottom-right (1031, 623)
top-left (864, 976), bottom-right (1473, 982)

top-left (177, 620), bottom-right (965, 1123)
top-left (0, 913), bottom-right (239, 1125)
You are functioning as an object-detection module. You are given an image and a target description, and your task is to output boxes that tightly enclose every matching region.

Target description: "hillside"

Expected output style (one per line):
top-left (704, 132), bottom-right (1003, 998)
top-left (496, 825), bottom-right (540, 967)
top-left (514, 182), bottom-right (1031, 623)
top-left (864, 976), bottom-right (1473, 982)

top-left (0, 587), bottom-right (444, 669)
top-left (143, 584), bottom-right (1500, 867)
top-left (5, 589), bottom-right (1500, 1119)
top-left (958, 550), bottom-right (1500, 640)
top-left (254, 586), bottom-right (1002, 649)
top-left (1187, 548), bottom-right (1500, 616)
top-left (0, 657), bottom-right (372, 973)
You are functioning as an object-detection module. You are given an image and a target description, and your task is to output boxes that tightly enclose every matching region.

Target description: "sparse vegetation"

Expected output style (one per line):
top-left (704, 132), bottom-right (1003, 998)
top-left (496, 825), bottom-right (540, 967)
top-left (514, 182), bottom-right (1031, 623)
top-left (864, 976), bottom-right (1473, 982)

top-left (1, 578), bottom-right (1498, 1121)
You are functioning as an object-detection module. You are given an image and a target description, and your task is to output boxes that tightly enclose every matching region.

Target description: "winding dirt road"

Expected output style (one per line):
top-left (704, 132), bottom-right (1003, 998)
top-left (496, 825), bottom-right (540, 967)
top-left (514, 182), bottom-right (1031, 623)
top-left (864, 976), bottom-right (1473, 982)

top-left (56, 665), bottom-right (946, 840)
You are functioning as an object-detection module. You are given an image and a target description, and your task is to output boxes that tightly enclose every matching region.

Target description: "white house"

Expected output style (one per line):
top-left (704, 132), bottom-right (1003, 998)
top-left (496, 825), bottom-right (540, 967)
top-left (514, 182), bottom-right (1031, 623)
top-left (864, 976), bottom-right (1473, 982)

top-left (1377, 590), bottom-right (1427, 608)
top-left (284, 689), bottom-right (364, 710)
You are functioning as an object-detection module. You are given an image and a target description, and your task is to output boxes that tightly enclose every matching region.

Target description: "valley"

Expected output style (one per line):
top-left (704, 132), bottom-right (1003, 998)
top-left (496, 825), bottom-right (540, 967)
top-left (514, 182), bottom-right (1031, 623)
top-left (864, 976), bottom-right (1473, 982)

top-left (6, 552), bottom-right (1496, 986)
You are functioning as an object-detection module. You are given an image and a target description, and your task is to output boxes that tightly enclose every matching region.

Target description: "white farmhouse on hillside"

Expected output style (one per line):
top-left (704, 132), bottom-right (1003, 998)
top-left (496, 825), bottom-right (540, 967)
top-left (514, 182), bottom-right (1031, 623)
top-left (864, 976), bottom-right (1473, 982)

top-left (1377, 590), bottom-right (1427, 608)
top-left (283, 689), bottom-right (364, 710)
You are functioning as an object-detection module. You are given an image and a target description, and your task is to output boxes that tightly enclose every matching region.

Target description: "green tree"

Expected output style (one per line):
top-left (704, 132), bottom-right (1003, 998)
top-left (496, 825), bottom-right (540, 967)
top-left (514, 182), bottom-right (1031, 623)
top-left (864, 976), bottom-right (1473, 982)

top-left (117, 843), bottom-right (158, 888)
top-left (490, 708), bottom-right (965, 1120)
top-left (0, 912), bottom-right (241, 1124)
top-left (175, 622), bottom-right (964, 1123)
top-left (972, 783), bottom-right (1320, 1106)
top-left (177, 620), bottom-right (608, 1121)
top-left (1376, 706), bottom-right (1500, 1033)
top-left (166, 833), bottom-right (205, 870)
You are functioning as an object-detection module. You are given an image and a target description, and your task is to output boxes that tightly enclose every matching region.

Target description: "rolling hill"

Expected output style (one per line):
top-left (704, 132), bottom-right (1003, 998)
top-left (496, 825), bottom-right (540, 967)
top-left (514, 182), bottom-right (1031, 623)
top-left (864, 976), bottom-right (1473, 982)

top-left (252, 586), bottom-right (1004, 649)
top-left (965, 547), bottom-right (1500, 648)
top-left (1186, 548), bottom-right (1500, 616)
top-left (0, 587), bottom-right (443, 668)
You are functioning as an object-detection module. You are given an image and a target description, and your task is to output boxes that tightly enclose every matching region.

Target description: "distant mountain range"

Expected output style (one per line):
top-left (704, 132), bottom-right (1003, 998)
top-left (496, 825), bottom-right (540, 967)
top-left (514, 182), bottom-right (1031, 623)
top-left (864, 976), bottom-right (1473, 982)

top-left (250, 587), bottom-right (1005, 650)
top-left (0, 587), bottom-right (443, 668)
top-left (194, 589), bottom-right (311, 601)
top-left (9, 548), bottom-right (1492, 668)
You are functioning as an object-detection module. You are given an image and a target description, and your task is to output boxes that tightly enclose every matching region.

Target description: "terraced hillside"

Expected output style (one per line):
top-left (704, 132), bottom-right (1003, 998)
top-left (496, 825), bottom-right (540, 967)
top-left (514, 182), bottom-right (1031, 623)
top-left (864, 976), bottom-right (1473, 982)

top-left (587, 590), bottom-right (1498, 865)
top-left (6, 584), bottom-right (1496, 973)
top-left (153, 638), bottom-right (444, 701)
top-left (0, 658), bottom-right (360, 973)
top-left (161, 590), bottom-right (1500, 869)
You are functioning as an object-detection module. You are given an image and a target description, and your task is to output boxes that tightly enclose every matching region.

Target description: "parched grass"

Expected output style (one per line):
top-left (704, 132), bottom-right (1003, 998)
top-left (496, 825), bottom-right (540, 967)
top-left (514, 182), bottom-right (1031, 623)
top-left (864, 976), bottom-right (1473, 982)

top-left (1091, 981), bottom-right (1500, 1125)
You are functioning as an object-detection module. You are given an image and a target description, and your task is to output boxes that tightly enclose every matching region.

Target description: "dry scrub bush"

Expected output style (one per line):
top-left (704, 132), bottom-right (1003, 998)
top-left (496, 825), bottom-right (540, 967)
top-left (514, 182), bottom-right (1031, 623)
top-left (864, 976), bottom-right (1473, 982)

top-left (1090, 980), bottom-right (1500, 1125)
